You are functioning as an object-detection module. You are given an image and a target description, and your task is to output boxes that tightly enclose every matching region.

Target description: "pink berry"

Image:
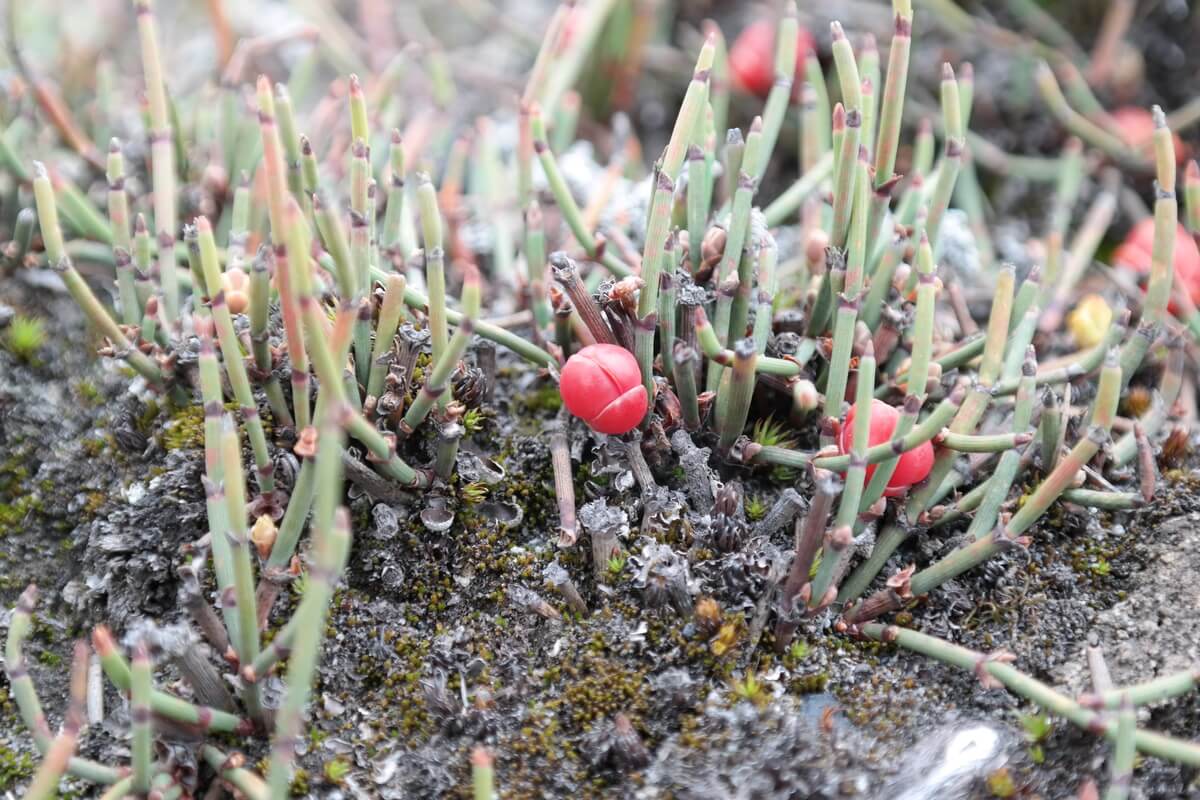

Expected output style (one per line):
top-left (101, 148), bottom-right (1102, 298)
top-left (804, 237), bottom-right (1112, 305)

top-left (839, 399), bottom-right (933, 496)
top-left (559, 344), bottom-right (648, 435)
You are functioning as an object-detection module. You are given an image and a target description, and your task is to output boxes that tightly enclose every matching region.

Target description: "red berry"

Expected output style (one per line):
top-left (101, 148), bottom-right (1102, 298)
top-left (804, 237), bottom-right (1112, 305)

top-left (1113, 217), bottom-right (1200, 312)
top-left (1110, 107), bottom-right (1186, 164)
top-left (838, 399), bottom-right (933, 496)
top-left (559, 344), bottom-right (648, 435)
top-left (728, 20), bottom-right (816, 99)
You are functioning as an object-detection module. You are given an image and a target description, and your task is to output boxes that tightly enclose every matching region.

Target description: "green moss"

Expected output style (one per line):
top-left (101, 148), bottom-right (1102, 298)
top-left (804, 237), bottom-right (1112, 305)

top-left (518, 384), bottom-right (563, 414)
top-left (3, 315), bottom-right (46, 362)
top-left (82, 492), bottom-right (107, 517)
top-left (0, 494), bottom-right (40, 537)
top-left (74, 379), bottom-right (103, 406)
top-left (323, 758), bottom-right (351, 784)
top-left (161, 404), bottom-right (207, 451)
top-left (0, 744), bottom-right (35, 788)
top-left (290, 768), bottom-right (310, 796)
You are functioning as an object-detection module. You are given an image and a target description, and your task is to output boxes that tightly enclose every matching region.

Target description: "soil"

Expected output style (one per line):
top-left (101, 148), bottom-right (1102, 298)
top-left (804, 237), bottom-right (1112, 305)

top-left (3, 2), bottom-right (1200, 800)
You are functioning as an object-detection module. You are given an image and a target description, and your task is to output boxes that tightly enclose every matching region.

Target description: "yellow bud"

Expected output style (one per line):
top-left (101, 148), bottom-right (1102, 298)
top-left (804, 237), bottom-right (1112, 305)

top-left (221, 267), bottom-right (251, 314)
top-left (1067, 294), bottom-right (1112, 348)
top-left (250, 514), bottom-right (277, 560)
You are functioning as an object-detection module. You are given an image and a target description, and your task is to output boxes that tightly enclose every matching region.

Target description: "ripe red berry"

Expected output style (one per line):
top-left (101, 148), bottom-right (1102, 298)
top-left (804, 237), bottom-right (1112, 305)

top-left (838, 399), bottom-right (933, 497)
top-left (728, 21), bottom-right (816, 99)
top-left (1113, 217), bottom-right (1200, 312)
top-left (559, 344), bottom-right (648, 435)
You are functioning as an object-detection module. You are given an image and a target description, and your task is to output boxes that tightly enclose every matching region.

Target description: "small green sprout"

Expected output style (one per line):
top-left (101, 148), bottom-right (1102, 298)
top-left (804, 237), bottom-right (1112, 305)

top-left (1019, 711), bottom-right (1052, 764)
top-left (751, 416), bottom-right (800, 482)
top-left (463, 408), bottom-right (486, 433)
top-left (3, 315), bottom-right (46, 362)
top-left (745, 495), bottom-right (768, 522)
top-left (461, 481), bottom-right (488, 504)
top-left (731, 671), bottom-right (768, 707)
top-left (606, 553), bottom-right (627, 578)
top-left (322, 758), bottom-right (350, 784)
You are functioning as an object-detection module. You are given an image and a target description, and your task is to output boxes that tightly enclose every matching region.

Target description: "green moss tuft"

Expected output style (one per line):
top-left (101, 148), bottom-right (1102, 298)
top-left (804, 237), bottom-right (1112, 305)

top-left (3, 315), bottom-right (46, 362)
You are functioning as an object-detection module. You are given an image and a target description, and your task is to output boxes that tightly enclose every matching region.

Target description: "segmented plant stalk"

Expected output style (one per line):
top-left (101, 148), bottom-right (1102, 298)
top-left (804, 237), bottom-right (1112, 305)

top-left (1186, 160), bottom-right (1200, 234)
top-left (638, 41), bottom-right (715, 398)
top-left (366, 274), bottom-right (408, 400)
top-left (862, 624), bottom-right (1200, 766)
top-left (522, 201), bottom-right (554, 336)
top-left (550, 430), bottom-right (578, 546)
top-left (243, 248), bottom-right (293, 427)
top-left (703, 21), bottom-right (730, 140)
top-left (380, 130), bottom-right (405, 255)
top-left (686, 144), bottom-right (710, 273)
top-left (202, 746), bottom-right (268, 800)
top-left (472, 747), bottom-right (497, 800)
top-left (907, 266), bottom-right (1013, 515)
top-left (1143, 107), bottom-right (1177, 325)
top-left (134, 0), bottom-right (179, 326)
top-left (658, 263), bottom-right (678, 385)
top-left (859, 236), bottom-right (934, 508)
top-left (694, 307), bottom-right (803, 377)
top-left (1112, 335), bottom-right (1184, 466)
top-left (528, 108), bottom-right (632, 278)
top-left (105, 141), bottom-right (141, 326)
top-left (130, 643), bottom-right (153, 793)
top-left (92, 626), bottom-right (248, 733)
top-left (926, 64), bottom-right (963, 254)
top-left (23, 642), bottom-right (89, 800)
top-left (217, 415), bottom-right (264, 724)
top-left (809, 342), bottom-right (875, 609)
top-left (753, 3), bottom-right (799, 181)
top-left (417, 173), bottom-right (450, 379)
top-left (350, 141), bottom-right (374, 385)
top-left (967, 352), bottom-right (1036, 541)
top-left (723, 118), bottom-right (764, 344)
top-left (266, 420), bottom-right (352, 800)
top-left (400, 266), bottom-right (481, 436)
top-left (550, 252), bottom-right (615, 345)
top-left (32, 165), bottom-right (164, 387)
top-left (5, 588), bottom-right (121, 785)
top-left (196, 321), bottom-right (242, 642)
top-left (822, 159), bottom-right (869, 425)
top-left (873, 1), bottom-right (912, 190)
top-left (859, 37), bottom-right (880, 157)
top-left (271, 83), bottom-right (306, 211)
top-left (717, 339), bottom-right (758, 451)
top-left (848, 353), bottom-right (1122, 625)
top-left (722, 128), bottom-right (745, 205)
top-left (289, 200), bottom-right (427, 486)
top-left (1106, 695), bottom-right (1136, 800)
top-left (674, 342), bottom-right (702, 430)
top-left (5, 208), bottom-right (36, 269)
top-left (751, 239), bottom-right (778, 354)
top-left (313, 192), bottom-right (356, 302)
top-left (829, 104), bottom-right (861, 247)
top-left (830, 21), bottom-right (862, 114)
top-left (1034, 61), bottom-right (1140, 165)
top-left (775, 469), bottom-right (839, 649)
top-left (197, 218), bottom-right (276, 494)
